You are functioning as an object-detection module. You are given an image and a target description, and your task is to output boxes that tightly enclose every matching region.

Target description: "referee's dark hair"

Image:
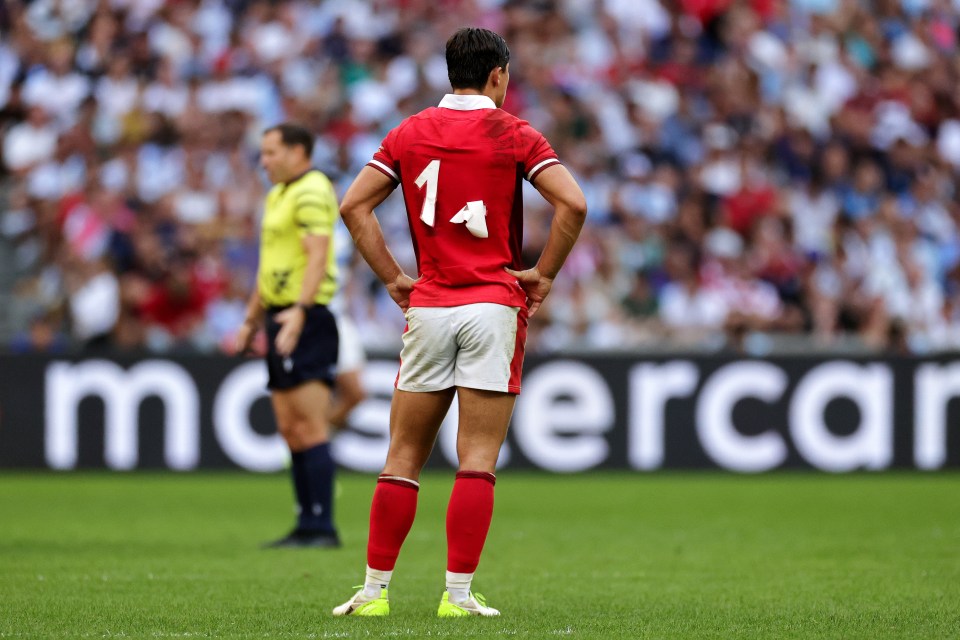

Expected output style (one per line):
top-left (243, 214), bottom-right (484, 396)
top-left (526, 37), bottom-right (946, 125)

top-left (264, 122), bottom-right (314, 159)
top-left (446, 27), bottom-right (510, 91)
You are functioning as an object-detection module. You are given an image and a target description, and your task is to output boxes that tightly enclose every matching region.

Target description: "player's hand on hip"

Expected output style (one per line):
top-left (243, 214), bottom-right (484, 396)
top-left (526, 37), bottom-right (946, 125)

top-left (274, 306), bottom-right (305, 356)
top-left (386, 273), bottom-right (416, 312)
top-left (505, 267), bottom-right (553, 317)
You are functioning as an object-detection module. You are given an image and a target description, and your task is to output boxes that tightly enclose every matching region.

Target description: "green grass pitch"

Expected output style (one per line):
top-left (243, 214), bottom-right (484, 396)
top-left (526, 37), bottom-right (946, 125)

top-left (1, 472), bottom-right (958, 639)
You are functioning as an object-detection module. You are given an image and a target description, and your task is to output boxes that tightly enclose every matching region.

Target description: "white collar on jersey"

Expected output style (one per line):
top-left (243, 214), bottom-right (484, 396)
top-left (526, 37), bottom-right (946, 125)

top-left (438, 93), bottom-right (497, 111)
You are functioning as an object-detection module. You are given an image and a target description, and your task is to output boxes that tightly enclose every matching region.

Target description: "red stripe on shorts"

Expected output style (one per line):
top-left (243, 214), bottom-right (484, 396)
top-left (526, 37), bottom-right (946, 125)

top-left (508, 309), bottom-right (528, 394)
top-left (394, 322), bottom-right (409, 389)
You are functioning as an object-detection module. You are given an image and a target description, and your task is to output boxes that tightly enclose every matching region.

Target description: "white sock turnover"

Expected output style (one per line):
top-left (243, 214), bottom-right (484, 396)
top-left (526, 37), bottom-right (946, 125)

top-left (445, 570), bottom-right (473, 603)
top-left (364, 565), bottom-right (392, 598)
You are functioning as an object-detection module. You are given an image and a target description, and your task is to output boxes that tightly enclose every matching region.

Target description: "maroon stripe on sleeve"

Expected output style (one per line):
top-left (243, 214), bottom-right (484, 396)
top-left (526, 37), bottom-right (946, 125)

top-left (367, 160), bottom-right (400, 182)
top-left (527, 157), bottom-right (560, 183)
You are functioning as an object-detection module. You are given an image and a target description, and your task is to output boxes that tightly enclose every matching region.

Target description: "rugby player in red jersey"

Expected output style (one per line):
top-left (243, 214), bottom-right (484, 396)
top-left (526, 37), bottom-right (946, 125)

top-left (333, 27), bottom-right (587, 618)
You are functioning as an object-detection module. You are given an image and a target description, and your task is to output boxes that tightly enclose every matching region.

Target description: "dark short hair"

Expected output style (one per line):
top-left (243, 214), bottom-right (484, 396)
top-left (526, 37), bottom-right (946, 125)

top-left (264, 122), bottom-right (314, 158)
top-left (445, 27), bottom-right (510, 91)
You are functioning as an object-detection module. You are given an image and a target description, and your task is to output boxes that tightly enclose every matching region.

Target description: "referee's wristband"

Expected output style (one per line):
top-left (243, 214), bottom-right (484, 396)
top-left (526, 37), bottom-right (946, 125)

top-left (293, 302), bottom-right (312, 312)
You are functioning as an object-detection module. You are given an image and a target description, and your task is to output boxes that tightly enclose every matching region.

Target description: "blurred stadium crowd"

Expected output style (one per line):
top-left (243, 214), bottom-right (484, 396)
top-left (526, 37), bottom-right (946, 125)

top-left (3, 0), bottom-right (960, 355)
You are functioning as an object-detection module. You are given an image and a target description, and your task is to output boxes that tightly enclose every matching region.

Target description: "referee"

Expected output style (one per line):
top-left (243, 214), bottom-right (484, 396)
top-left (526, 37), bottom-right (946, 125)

top-left (235, 123), bottom-right (341, 548)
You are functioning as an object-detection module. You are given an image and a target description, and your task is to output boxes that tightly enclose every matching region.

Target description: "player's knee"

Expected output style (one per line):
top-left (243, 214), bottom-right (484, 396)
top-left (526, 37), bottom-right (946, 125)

top-left (386, 445), bottom-right (431, 475)
top-left (275, 418), bottom-right (295, 440)
top-left (277, 424), bottom-right (303, 450)
top-left (280, 418), bottom-right (329, 449)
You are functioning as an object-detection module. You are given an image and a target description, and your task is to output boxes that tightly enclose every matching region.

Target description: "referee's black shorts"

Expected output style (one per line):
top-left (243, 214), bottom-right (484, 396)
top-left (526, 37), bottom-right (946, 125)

top-left (264, 304), bottom-right (339, 390)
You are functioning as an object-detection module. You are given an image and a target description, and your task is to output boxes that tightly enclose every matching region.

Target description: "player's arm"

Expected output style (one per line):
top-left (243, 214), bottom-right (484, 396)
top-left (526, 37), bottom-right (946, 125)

top-left (297, 234), bottom-right (331, 310)
top-left (506, 164), bottom-right (587, 316)
top-left (340, 166), bottom-right (415, 311)
top-left (235, 280), bottom-right (262, 355)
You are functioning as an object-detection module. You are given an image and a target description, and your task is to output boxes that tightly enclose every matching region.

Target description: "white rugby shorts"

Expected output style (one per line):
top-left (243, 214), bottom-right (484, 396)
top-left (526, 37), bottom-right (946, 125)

top-left (396, 303), bottom-right (528, 394)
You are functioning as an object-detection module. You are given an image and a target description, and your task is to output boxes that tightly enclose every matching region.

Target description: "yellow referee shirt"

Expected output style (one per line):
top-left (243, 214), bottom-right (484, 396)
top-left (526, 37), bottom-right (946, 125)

top-left (258, 169), bottom-right (339, 307)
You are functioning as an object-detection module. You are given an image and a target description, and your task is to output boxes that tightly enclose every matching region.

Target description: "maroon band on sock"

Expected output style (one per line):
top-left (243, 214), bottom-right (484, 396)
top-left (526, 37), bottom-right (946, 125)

top-left (377, 474), bottom-right (420, 490)
top-left (455, 470), bottom-right (496, 486)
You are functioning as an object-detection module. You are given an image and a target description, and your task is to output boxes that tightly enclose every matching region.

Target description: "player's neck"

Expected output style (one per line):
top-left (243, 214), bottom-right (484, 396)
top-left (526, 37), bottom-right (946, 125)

top-left (282, 163), bottom-right (314, 185)
top-left (452, 88), bottom-right (498, 104)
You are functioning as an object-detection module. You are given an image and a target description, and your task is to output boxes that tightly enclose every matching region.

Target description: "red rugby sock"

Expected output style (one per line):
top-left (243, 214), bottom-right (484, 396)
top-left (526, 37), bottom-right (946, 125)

top-left (446, 470), bottom-right (496, 574)
top-left (367, 475), bottom-right (419, 571)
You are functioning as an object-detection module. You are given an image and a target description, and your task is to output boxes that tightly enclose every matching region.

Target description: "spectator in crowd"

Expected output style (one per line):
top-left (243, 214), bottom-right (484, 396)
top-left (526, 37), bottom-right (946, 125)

top-left (658, 239), bottom-right (729, 347)
top-left (8, 310), bottom-right (68, 353)
top-left (3, 0), bottom-right (960, 356)
top-left (3, 105), bottom-right (57, 177)
top-left (65, 256), bottom-right (120, 351)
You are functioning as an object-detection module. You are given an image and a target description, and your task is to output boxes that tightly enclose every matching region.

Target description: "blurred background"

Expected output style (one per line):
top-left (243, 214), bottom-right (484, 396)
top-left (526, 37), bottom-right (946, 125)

top-left (2, 0), bottom-right (960, 474)
top-left (4, 0), bottom-right (960, 357)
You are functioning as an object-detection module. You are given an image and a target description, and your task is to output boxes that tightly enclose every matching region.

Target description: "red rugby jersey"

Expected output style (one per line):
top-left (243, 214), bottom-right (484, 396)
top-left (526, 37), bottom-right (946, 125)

top-left (367, 94), bottom-right (560, 308)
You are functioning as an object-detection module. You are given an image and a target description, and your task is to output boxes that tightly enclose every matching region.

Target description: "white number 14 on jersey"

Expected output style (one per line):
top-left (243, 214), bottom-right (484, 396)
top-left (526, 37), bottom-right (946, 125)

top-left (415, 160), bottom-right (488, 238)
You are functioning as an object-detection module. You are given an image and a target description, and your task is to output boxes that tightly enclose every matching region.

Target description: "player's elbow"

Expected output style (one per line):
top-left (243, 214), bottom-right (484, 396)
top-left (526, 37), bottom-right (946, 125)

top-left (339, 198), bottom-right (367, 232)
top-left (564, 194), bottom-right (588, 225)
top-left (339, 197), bottom-right (360, 223)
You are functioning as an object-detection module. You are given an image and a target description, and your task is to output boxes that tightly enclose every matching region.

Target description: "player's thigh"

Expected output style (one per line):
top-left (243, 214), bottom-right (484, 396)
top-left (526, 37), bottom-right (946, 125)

top-left (272, 381), bottom-right (332, 430)
top-left (455, 387), bottom-right (516, 472)
top-left (454, 303), bottom-right (523, 393)
top-left (396, 307), bottom-right (457, 392)
top-left (269, 391), bottom-right (295, 432)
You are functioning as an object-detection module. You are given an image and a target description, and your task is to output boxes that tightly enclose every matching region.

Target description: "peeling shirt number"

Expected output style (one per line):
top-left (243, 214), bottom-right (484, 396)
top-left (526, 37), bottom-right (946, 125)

top-left (415, 159), bottom-right (488, 238)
